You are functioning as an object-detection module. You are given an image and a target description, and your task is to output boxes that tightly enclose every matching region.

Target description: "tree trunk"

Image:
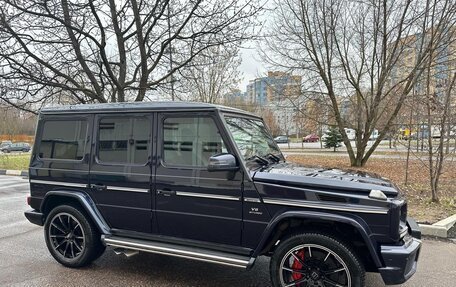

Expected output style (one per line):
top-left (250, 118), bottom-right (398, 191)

top-left (445, 121), bottom-right (451, 154)
top-left (405, 136), bottom-right (412, 185)
top-left (431, 178), bottom-right (439, 203)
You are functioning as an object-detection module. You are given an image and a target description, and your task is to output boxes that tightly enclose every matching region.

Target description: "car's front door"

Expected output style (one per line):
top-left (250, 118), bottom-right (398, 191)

top-left (11, 143), bottom-right (19, 151)
top-left (88, 113), bottom-right (153, 233)
top-left (154, 112), bottom-right (243, 246)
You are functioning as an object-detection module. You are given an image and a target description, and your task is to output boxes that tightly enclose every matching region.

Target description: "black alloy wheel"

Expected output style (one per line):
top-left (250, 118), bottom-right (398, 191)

top-left (44, 205), bottom-right (104, 267)
top-left (48, 212), bottom-right (85, 259)
top-left (270, 233), bottom-right (365, 287)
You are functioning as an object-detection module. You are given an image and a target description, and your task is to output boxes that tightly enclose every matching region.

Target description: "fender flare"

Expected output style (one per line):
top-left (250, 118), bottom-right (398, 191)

top-left (253, 210), bottom-right (382, 267)
top-left (41, 190), bottom-right (111, 235)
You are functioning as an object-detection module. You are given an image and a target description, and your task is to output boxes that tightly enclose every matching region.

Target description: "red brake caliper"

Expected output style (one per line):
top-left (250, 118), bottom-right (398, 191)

top-left (291, 249), bottom-right (305, 281)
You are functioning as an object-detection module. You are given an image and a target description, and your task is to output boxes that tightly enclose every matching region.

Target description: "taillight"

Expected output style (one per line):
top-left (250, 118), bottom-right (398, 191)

top-left (27, 196), bottom-right (31, 206)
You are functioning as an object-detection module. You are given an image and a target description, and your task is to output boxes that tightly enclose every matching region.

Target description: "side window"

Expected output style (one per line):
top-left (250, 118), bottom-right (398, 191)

top-left (163, 117), bottom-right (227, 167)
top-left (97, 117), bottom-right (151, 165)
top-left (39, 120), bottom-right (87, 160)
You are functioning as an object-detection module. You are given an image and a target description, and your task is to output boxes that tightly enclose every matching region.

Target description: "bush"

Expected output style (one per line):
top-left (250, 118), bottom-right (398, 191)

top-left (324, 127), bottom-right (343, 152)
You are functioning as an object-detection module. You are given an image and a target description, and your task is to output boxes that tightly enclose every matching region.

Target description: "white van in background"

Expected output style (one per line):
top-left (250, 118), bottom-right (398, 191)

top-left (344, 128), bottom-right (356, 140)
top-left (343, 128), bottom-right (378, 141)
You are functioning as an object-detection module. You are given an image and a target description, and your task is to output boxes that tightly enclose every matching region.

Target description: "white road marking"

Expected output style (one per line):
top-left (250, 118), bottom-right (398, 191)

top-left (0, 178), bottom-right (25, 182)
top-left (0, 220), bottom-right (30, 231)
top-left (0, 182), bottom-right (30, 190)
top-left (0, 196), bottom-right (28, 203)
top-left (0, 178), bottom-right (28, 182)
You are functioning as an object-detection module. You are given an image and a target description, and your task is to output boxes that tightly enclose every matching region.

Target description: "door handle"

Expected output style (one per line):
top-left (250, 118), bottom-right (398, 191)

top-left (91, 184), bottom-right (107, 191)
top-left (157, 189), bottom-right (176, 196)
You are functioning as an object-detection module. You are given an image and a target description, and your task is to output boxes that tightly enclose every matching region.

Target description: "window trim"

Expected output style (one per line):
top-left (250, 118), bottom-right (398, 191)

top-left (222, 113), bottom-right (286, 164)
top-left (36, 118), bottom-right (89, 162)
top-left (160, 114), bottom-right (231, 170)
top-left (221, 112), bottom-right (284, 169)
top-left (94, 114), bottom-right (152, 167)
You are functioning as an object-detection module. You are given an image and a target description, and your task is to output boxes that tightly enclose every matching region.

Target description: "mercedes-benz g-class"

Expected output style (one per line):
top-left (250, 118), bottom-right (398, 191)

top-left (24, 102), bottom-right (421, 286)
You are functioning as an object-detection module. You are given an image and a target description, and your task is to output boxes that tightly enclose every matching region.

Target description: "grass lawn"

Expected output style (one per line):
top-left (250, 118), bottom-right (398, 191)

top-left (0, 154), bottom-right (31, 170)
top-left (287, 154), bottom-right (456, 224)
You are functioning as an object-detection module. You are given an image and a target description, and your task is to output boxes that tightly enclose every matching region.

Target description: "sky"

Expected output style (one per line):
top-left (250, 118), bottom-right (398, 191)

top-left (237, 0), bottom-right (275, 93)
top-left (238, 46), bottom-right (266, 91)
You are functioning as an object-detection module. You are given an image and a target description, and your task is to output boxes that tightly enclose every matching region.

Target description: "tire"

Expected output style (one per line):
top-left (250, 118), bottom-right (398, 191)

top-left (91, 243), bottom-right (107, 261)
top-left (270, 233), bottom-right (365, 287)
top-left (44, 205), bottom-right (104, 267)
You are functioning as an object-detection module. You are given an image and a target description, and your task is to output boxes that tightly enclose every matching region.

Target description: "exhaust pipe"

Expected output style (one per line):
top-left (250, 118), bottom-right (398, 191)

top-left (113, 248), bottom-right (139, 258)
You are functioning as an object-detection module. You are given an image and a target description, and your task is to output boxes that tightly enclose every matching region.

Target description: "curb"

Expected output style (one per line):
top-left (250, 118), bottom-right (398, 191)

top-left (419, 214), bottom-right (456, 239)
top-left (0, 169), bottom-right (28, 177)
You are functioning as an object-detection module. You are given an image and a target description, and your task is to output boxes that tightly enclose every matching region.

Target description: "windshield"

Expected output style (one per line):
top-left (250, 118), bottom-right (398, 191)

top-left (224, 116), bottom-right (283, 162)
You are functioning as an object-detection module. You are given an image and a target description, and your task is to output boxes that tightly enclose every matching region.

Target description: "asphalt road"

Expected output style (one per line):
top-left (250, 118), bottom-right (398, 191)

top-left (1, 175), bottom-right (455, 287)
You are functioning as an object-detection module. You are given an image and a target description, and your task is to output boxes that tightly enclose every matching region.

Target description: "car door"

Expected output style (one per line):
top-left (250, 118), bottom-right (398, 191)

top-left (154, 112), bottom-right (243, 246)
top-left (88, 113), bottom-right (153, 233)
top-left (10, 143), bottom-right (18, 151)
top-left (29, 115), bottom-right (92, 207)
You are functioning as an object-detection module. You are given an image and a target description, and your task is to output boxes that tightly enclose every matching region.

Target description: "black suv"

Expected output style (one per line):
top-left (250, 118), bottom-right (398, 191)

top-left (24, 102), bottom-right (421, 287)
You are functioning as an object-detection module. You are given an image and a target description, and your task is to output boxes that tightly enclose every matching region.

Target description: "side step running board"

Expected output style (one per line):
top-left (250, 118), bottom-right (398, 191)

top-left (102, 235), bottom-right (255, 269)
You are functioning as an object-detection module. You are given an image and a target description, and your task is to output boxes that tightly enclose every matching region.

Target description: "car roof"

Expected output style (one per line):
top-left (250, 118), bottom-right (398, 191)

top-left (40, 101), bottom-right (259, 118)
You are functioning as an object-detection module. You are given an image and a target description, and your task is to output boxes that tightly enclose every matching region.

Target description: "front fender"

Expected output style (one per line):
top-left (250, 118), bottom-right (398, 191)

top-left (41, 190), bottom-right (111, 235)
top-left (253, 210), bottom-right (382, 267)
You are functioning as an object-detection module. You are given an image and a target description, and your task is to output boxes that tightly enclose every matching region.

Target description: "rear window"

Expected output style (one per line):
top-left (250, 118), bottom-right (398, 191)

top-left (38, 120), bottom-right (88, 160)
top-left (97, 117), bottom-right (151, 165)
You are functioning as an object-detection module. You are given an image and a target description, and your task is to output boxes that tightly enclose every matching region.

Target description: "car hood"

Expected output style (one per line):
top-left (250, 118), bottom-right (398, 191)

top-left (253, 162), bottom-right (399, 196)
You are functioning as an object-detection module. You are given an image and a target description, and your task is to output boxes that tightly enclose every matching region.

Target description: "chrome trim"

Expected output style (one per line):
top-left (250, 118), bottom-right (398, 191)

top-left (30, 167), bottom-right (86, 173)
top-left (244, 197), bottom-right (262, 203)
top-left (175, 191), bottom-right (240, 201)
top-left (399, 226), bottom-right (409, 239)
top-left (157, 174), bottom-right (234, 181)
top-left (263, 198), bottom-right (388, 214)
top-left (30, 179), bottom-right (87, 188)
top-left (260, 182), bottom-right (314, 192)
top-left (107, 186), bottom-right (149, 193)
top-left (30, 167), bottom-right (151, 176)
top-left (104, 237), bottom-right (250, 268)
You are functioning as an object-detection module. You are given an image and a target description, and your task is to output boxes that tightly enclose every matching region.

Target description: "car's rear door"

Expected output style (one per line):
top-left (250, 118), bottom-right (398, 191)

top-left (29, 115), bottom-right (92, 208)
top-left (88, 113), bottom-right (153, 233)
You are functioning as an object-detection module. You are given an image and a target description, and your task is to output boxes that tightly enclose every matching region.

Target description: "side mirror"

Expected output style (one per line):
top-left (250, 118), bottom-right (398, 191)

top-left (207, 153), bottom-right (239, 172)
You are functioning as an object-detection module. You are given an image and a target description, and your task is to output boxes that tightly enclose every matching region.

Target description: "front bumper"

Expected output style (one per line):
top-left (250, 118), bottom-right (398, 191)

top-left (378, 218), bottom-right (422, 285)
top-left (24, 209), bottom-right (44, 226)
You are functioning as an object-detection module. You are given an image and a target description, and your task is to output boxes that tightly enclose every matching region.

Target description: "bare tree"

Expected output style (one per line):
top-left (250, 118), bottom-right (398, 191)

top-left (264, 0), bottom-right (456, 166)
top-left (260, 106), bottom-right (282, 136)
top-left (178, 45), bottom-right (242, 103)
top-left (424, 67), bottom-right (456, 202)
top-left (0, 0), bottom-right (262, 112)
top-left (0, 104), bottom-right (36, 137)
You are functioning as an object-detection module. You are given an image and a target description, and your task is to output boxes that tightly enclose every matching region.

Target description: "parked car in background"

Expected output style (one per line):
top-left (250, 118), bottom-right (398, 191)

top-left (0, 142), bottom-right (31, 153)
top-left (0, 141), bottom-right (12, 150)
top-left (369, 129), bottom-right (379, 140)
top-left (274, 135), bottom-right (289, 143)
top-left (302, 134), bottom-right (319, 142)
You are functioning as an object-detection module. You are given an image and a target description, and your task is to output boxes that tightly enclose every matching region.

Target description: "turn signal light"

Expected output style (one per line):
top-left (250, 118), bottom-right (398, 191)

top-left (369, 189), bottom-right (387, 201)
top-left (27, 196), bottom-right (31, 205)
